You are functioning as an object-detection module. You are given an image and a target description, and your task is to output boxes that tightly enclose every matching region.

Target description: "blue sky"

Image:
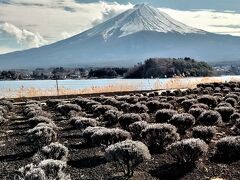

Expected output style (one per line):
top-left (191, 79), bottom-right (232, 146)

top-left (0, 0), bottom-right (240, 54)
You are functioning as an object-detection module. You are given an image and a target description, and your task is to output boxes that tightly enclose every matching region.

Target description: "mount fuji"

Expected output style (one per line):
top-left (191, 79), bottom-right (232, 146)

top-left (0, 4), bottom-right (240, 69)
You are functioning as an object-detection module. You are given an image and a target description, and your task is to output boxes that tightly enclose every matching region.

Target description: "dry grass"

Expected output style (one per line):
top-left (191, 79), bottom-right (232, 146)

top-left (1, 76), bottom-right (240, 98)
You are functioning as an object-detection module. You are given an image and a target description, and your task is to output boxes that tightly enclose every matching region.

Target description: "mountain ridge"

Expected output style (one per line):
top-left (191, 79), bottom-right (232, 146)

top-left (0, 4), bottom-right (240, 70)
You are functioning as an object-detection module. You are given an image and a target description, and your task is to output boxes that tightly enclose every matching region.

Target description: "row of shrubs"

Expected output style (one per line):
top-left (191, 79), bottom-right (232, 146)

top-left (19, 102), bottom-right (72, 179)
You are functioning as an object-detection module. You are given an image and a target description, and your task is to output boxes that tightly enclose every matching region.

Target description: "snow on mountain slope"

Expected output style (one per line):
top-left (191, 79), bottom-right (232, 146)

top-left (0, 4), bottom-right (240, 70)
top-left (81, 4), bottom-right (205, 41)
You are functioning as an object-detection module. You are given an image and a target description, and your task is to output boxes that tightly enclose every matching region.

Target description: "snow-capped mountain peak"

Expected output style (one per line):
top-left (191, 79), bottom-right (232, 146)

top-left (84, 4), bottom-right (205, 40)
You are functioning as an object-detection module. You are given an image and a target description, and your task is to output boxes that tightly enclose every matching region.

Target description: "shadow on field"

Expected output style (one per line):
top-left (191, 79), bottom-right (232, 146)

top-left (68, 155), bottom-right (107, 168)
top-left (0, 151), bottom-right (35, 162)
top-left (68, 141), bottom-right (91, 149)
top-left (149, 162), bottom-right (195, 180)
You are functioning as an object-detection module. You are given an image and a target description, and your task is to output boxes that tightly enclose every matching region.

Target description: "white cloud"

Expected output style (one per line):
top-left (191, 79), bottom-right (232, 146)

top-left (1, 22), bottom-right (48, 48)
top-left (160, 8), bottom-right (240, 36)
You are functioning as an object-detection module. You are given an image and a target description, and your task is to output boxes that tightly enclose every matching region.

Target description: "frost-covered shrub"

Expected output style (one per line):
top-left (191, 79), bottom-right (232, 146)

top-left (141, 123), bottom-right (180, 152)
top-left (91, 128), bottom-right (131, 146)
top-left (188, 108), bottom-right (206, 120)
top-left (18, 164), bottom-right (46, 180)
top-left (70, 116), bottom-right (97, 129)
top-left (0, 106), bottom-right (7, 117)
top-left (82, 126), bottom-right (107, 144)
top-left (158, 102), bottom-right (174, 110)
top-left (169, 113), bottom-right (195, 134)
top-left (146, 100), bottom-right (161, 113)
top-left (181, 99), bottom-right (198, 112)
top-left (120, 102), bottom-right (131, 112)
top-left (28, 116), bottom-right (57, 129)
top-left (46, 99), bottom-right (62, 109)
top-left (231, 119), bottom-right (240, 135)
top-left (198, 95), bottom-right (218, 108)
top-left (28, 110), bottom-right (51, 119)
top-left (167, 138), bottom-right (208, 165)
top-left (0, 100), bottom-right (14, 111)
top-left (93, 105), bottom-right (118, 115)
top-left (33, 142), bottom-right (69, 163)
top-left (102, 110), bottom-right (122, 126)
top-left (155, 109), bottom-right (177, 123)
top-left (225, 98), bottom-right (237, 107)
top-left (27, 125), bottom-right (57, 148)
top-left (56, 104), bottom-right (82, 116)
top-left (192, 126), bottom-right (216, 143)
top-left (215, 106), bottom-right (235, 123)
top-left (198, 110), bottom-right (222, 126)
top-left (217, 102), bottom-right (232, 108)
top-left (139, 113), bottom-right (150, 122)
top-left (129, 121), bottom-right (148, 140)
top-left (105, 140), bottom-right (151, 177)
top-left (224, 93), bottom-right (239, 101)
top-left (190, 103), bottom-right (209, 110)
top-left (0, 114), bottom-right (7, 125)
top-left (214, 136), bottom-right (240, 162)
top-left (129, 103), bottom-right (148, 113)
top-left (176, 97), bottom-right (187, 104)
top-left (118, 113), bottom-right (142, 130)
top-left (38, 160), bottom-right (70, 180)
top-left (230, 113), bottom-right (240, 124)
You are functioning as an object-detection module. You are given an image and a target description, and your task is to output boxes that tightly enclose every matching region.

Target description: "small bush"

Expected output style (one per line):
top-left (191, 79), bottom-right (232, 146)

top-left (198, 110), bottom-right (222, 126)
top-left (167, 138), bottom-right (208, 165)
top-left (155, 109), bottom-right (177, 123)
top-left (230, 113), bottom-right (240, 124)
top-left (0, 106), bottom-right (7, 117)
top-left (213, 136), bottom-right (240, 162)
top-left (102, 110), bottom-right (122, 126)
top-left (225, 98), bottom-right (237, 107)
top-left (82, 126), bottom-right (107, 144)
top-left (141, 123), bottom-right (180, 153)
top-left (33, 142), bottom-right (69, 163)
top-left (215, 106), bottom-right (235, 123)
top-left (38, 160), bottom-right (70, 180)
top-left (56, 103), bottom-right (82, 116)
top-left (217, 102), bottom-right (233, 108)
top-left (188, 108), bottom-right (206, 120)
top-left (224, 93), bottom-right (239, 101)
top-left (0, 114), bottom-right (7, 125)
top-left (91, 128), bottom-right (131, 146)
top-left (129, 103), bottom-right (148, 113)
top-left (70, 117), bottom-right (98, 129)
top-left (105, 140), bottom-right (151, 177)
top-left (192, 126), bottom-right (216, 143)
top-left (93, 105), bottom-right (118, 115)
top-left (146, 100), bottom-right (161, 113)
top-left (231, 119), bottom-right (240, 135)
top-left (181, 99), bottom-right (198, 112)
top-left (190, 103), bottom-right (209, 110)
top-left (28, 116), bottom-right (57, 129)
top-left (169, 113), bottom-right (195, 134)
top-left (118, 113), bottom-right (142, 130)
top-left (139, 113), bottom-right (150, 122)
top-left (0, 100), bottom-right (14, 111)
top-left (129, 121), bottom-right (148, 140)
top-left (27, 125), bottom-right (57, 149)
top-left (198, 95), bottom-right (218, 108)
top-left (46, 99), bottom-right (62, 109)
top-left (158, 102), bottom-right (174, 110)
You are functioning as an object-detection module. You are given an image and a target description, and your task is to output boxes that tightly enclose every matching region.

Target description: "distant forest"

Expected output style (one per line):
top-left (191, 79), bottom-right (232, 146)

top-left (1, 57), bottom-right (239, 80)
top-left (125, 57), bottom-right (214, 78)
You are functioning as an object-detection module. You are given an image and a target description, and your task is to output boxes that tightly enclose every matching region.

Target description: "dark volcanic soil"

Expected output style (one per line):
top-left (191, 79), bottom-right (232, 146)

top-left (0, 96), bottom-right (240, 180)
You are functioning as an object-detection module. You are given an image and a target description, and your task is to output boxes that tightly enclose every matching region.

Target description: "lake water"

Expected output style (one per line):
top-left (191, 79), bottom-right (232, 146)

top-left (0, 76), bottom-right (240, 98)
